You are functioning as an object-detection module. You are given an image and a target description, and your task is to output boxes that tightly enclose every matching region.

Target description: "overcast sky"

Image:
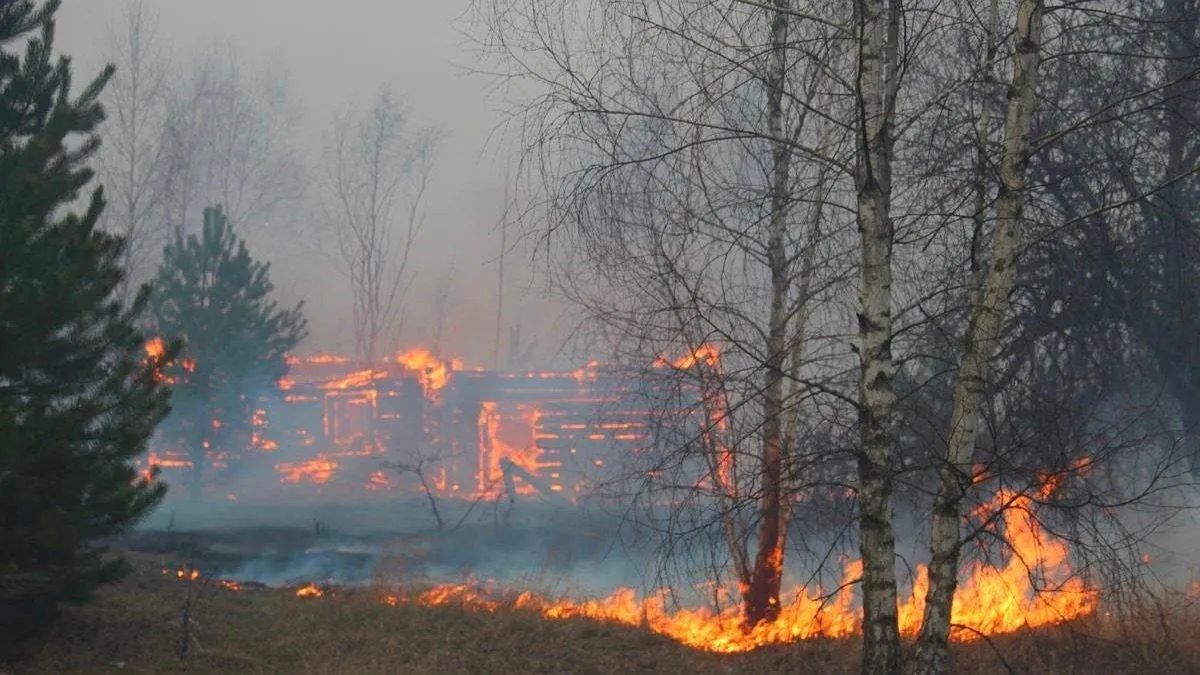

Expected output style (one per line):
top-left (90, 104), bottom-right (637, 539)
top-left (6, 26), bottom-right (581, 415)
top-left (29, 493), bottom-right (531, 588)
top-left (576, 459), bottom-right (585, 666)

top-left (55, 0), bottom-right (571, 367)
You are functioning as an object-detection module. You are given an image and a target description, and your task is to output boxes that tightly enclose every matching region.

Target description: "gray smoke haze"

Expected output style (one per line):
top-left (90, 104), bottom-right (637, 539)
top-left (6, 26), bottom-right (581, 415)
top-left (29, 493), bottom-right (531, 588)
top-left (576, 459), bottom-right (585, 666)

top-left (57, 0), bottom-right (573, 367)
top-left (56, 0), bottom-right (1200, 610)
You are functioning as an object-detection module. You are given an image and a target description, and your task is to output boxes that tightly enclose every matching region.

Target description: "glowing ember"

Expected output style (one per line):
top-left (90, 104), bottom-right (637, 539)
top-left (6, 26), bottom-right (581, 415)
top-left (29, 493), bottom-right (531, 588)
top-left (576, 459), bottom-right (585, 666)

top-left (365, 470), bottom-right (394, 491)
top-left (142, 450), bottom-right (192, 473)
top-left (275, 457), bottom-right (340, 484)
top-left (163, 567), bottom-right (201, 581)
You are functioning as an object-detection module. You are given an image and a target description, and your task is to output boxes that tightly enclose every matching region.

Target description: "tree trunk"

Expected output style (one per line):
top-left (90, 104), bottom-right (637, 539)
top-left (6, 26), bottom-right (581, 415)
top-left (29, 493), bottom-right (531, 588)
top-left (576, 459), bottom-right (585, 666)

top-left (744, 0), bottom-right (794, 629)
top-left (968, 0), bottom-right (1002, 306)
top-left (189, 415), bottom-right (207, 502)
top-left (854, 1), bottom-right (902, 673)
top-left (912, 2), bottom-right (1044, 673)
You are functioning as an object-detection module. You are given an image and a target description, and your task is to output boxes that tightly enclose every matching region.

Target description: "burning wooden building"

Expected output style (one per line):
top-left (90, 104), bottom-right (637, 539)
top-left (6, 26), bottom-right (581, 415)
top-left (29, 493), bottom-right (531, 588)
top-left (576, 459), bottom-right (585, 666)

top-left (146, 349), bottom-right (704, 502)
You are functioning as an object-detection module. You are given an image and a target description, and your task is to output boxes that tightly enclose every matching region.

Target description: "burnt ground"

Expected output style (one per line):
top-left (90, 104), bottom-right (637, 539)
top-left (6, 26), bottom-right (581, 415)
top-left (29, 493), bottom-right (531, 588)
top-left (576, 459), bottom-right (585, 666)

top-left (108, 494), bottom-right (655, 597)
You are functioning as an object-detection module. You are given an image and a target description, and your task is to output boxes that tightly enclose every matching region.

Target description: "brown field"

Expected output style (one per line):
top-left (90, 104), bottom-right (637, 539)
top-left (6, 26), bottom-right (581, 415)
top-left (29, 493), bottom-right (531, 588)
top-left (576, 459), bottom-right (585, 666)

top-left (3, 555), bottom-right (1200, 675)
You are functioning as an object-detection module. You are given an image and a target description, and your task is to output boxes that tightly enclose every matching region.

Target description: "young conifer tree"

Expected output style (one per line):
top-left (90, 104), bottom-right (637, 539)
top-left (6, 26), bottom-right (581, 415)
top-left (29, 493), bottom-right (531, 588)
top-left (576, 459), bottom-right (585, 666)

top-left (0, 0), bottom-right (175, 649)
top-left (149, 205), bottom-right (307, 499)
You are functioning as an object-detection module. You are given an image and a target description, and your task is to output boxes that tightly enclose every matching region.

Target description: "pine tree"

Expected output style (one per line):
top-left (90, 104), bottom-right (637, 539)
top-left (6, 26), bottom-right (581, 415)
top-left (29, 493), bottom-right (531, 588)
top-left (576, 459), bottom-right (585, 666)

top-left (0, 0), bottom-right (175, 650)
top-left (150, 205), bottom-right (307, 499)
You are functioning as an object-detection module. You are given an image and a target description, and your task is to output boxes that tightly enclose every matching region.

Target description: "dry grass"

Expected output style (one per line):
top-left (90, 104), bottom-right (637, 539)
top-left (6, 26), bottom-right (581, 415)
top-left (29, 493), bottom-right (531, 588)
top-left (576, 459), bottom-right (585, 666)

top-left (3, 555), bottom-right (1200, 674)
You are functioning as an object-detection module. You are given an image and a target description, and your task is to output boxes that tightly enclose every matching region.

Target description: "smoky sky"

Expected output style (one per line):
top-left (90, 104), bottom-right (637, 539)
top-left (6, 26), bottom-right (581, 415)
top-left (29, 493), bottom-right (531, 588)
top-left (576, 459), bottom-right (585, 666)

top-left (56, 0), bottom-right (571, 367)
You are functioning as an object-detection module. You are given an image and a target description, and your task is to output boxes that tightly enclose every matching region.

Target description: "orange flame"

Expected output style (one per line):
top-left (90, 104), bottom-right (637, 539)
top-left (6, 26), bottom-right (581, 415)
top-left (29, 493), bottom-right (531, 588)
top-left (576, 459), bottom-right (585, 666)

top-left (163, 567), bottom-right (200, 581)
top-left (392, 481), bottom-right (1096, 653)
top-left (275, 458), bottom-right (339, 484)
top-left (477, 401), bottom-right (557, 496)
top-left (144, 337), bottom-right (193, 383)
top-left (365, 470), bottom-right (394, 491)
top-left (897, 487), bottom-right (1098, 641)
top-left (296, 583), bottom-right (325, 598)
top-left (323, 369), bottom-right (387, 390)
top-left (394, 347), bottom-right (460, 394)
top-left (145, 336), bottom-right (167, 361)
top-left (288, 353), bottom-right (352, 365)
top-left (655, 343), bottom-right (721, 370)
top-left (143, 450), bottom-right (193, 472)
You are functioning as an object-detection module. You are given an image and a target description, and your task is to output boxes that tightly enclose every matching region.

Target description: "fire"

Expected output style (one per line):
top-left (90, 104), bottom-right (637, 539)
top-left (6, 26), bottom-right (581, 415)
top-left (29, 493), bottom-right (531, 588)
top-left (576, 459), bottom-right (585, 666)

top-left (655, 343), bottom-right (721, 370)
top-left (143, 450), bottom-right (193, 474)
top-left (143, 336), bottom-right (194, 383)
top-left (572, 360), bottom-right (601, 384)
top-left (162, 568), bottom-right (250, 593)
top-left (365, 470), bottom-right (394, 491)
top-left (390, 480), bottom-right (1096, 653)
top-left (296, 583), bottom-right (325, 598)
top-left (394, 347), bottom-right (459, 394)
top-left (288, 353), bottom-right (352, 365)
top-left (276, 457), bottom-right (339, 484)
top-left (477, 401), bottom-right (558, 496)
top-left (165, 567), bottom-right (200, 581)
top-left (145, 336), bottom-right (167, 361)
top-left (419, 583), bottom-right (501, 611)
top-left (897, 487), bottom-right (1099, 641)
top-left (323, 369), bottom-right (387, 390)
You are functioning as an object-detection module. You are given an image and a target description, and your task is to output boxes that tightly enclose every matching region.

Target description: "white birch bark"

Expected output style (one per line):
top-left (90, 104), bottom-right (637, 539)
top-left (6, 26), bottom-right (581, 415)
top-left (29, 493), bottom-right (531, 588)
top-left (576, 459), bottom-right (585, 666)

top-left (854, 1), bottom-right (902, 672)
top-left (912, 2), bottom-right (1045, 673)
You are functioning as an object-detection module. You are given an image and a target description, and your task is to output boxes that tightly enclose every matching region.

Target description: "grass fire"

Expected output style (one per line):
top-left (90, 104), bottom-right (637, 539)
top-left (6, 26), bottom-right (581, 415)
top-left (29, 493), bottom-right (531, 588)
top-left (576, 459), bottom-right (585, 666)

top-left (114, 343), bottom-right (1115, 660)
top-left (7, 2), bottom-right (1200, 674)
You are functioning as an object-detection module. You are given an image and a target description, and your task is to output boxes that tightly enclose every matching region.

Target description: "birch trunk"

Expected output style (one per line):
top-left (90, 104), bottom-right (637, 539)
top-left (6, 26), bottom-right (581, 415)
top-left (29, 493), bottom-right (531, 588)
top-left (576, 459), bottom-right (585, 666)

top-left (912, 2), bottom-right (1044, 673)
top-left (854, 1), bottom-right (902, 672)
top-left (743, 0), bottom-right (794, 628)
top-left (968, 0), bottom-right (1002, 305)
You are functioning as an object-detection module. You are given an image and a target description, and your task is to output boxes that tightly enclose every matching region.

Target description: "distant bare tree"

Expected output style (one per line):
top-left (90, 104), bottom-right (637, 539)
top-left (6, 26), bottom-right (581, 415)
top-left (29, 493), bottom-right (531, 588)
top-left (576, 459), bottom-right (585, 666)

top-left (505, 324), bottom-right (537, 371)
top-left (98, 0), bottom-right (171, 302)
top-left (159, 46), bottom-right (305, 236)
top-left (431, 268), bottom-right (458, 357)
top-left (323, 87), bottom-right (439, 364)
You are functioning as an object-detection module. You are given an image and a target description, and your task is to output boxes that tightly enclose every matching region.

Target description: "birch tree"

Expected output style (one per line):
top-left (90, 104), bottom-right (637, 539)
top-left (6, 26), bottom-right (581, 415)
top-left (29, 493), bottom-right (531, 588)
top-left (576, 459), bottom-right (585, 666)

top-left (323, 87), bottom-right (438, 364)
top-left (158, 48), bottom-right (305, 236)
top-left (851, 0), bottom-right (903, 670)
top-left (473, 0), bottom-right (859, 628)
top-left (474, 0), bottom-right (1200, 672)
top-left (912, 1), bottom-right (1045, 672)
top-left (98, 0), bottom-right (170, 302)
